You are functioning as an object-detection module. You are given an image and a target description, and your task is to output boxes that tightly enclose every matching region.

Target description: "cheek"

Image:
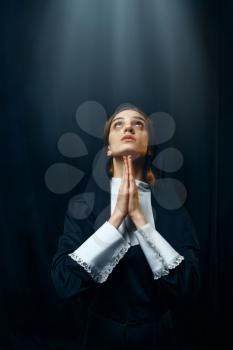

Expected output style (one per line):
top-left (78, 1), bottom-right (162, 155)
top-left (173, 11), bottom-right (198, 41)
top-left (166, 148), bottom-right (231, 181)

top-left (140, 134), bottom-right (149, 148)
top-left (108, 133), bottom-right (117, 147)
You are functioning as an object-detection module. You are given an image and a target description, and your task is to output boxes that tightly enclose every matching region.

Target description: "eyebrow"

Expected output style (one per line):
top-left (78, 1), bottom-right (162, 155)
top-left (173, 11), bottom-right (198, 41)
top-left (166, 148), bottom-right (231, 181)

top-left (112, 116), bottom-right (146, 123)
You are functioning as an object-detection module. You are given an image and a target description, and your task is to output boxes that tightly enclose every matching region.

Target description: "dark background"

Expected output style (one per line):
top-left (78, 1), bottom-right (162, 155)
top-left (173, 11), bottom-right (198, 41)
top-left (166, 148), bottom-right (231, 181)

top-left (1, 0), bottom-right (232, 349)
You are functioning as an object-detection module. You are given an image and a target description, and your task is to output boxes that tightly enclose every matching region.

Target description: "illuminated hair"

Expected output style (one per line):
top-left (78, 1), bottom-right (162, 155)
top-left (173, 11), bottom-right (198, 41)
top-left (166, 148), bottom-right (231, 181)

top-left (103, 105), bottom-right (157, 186)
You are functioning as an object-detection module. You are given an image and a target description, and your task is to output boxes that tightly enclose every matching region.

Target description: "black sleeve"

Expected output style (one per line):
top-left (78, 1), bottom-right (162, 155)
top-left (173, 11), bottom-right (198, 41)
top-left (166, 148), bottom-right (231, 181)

top-left (155, 208), bottom-right (201, 309)
top-left (50, 208), bottom-right (97, 301)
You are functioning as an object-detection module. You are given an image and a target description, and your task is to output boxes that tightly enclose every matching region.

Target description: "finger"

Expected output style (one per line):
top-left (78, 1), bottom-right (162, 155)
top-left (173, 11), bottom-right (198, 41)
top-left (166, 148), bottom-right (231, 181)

top-left (123, 156), bottom-right (129, 189)
top-left (127, 157), bottom-right (135, 212)
top-left (127, 156), bottom-right (132, 188)
top-left (121, 156), bottom-right (125, 179)
top-left (120, 156), bottom-right (126, 189)
top-left (128, 155), bottom-right (134, 176)
top-left (128, 155), bottom-right (135, 190)
top-left (125, 156), bottom-right (129, 188)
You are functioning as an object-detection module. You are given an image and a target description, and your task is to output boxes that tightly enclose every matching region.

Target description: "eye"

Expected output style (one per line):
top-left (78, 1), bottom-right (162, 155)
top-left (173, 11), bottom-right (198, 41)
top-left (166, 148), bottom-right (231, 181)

top-left (112, 120), bottom-right (144, 128)
top-left (113, 121), bottom-right (122, 127)
top-left (135, 121), bottom-right (144, 127)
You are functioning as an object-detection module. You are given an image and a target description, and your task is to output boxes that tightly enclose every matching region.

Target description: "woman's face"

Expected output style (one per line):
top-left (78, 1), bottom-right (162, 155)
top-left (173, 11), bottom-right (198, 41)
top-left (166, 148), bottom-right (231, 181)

top-left (107, 109), bottom-right (149, 160)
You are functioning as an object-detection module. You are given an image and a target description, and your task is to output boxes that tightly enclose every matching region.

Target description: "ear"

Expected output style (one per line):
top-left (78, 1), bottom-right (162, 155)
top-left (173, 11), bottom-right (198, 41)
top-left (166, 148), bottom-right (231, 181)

top-left (106, 145), bottom-right (112, 157)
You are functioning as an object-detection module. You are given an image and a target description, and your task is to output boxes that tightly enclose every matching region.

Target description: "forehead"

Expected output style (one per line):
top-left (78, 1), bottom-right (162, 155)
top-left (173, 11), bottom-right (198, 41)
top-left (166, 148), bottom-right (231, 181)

top-left (112, 109), bottom-right (146, 121)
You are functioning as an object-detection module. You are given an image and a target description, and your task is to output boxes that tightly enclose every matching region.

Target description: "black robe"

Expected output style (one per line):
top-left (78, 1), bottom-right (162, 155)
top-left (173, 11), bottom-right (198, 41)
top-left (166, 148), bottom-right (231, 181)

top-left (50, 175), bottom-right (200, 349)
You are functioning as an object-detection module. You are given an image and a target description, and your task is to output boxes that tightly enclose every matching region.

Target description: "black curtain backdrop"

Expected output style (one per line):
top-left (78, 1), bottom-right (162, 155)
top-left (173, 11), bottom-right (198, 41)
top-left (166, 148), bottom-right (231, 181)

top-left (0, 1), bottom-right (232, 349)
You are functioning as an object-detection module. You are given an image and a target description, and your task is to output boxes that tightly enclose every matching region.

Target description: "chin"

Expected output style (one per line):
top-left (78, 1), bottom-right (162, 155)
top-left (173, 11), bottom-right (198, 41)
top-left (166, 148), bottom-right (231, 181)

top-left (118, 149), bottom-right (142, 160)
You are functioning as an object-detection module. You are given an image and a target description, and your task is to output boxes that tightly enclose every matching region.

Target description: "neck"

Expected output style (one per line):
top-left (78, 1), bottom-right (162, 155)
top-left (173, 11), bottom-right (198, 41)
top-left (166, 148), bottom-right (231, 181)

top-left (112, 156), bottom-right (146, 181)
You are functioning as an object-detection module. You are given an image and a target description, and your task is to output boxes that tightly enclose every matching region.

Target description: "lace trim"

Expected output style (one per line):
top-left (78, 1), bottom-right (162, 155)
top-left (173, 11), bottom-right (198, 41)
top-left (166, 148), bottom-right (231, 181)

top-left (167, 254), bottom-right (184, 269)
top-left (68, 241), bottom-right (130, 283)
top-left (137, 226), bottom-right (184, 280)
top-left (153, 254), bottom-right (184, 279)
top-left (138, 228), bottom-right (168, 265)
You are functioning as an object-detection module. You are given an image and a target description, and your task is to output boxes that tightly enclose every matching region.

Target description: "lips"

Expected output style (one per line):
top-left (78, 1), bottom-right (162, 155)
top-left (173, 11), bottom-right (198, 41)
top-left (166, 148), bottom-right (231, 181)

top-left (121, 135), bottom-right (136, 141)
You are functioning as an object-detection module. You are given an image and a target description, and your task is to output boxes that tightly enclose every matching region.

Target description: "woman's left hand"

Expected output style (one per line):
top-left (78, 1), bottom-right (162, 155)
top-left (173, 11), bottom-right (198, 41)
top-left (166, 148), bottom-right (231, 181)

top-left (124, 155), bottom-right (148, 228)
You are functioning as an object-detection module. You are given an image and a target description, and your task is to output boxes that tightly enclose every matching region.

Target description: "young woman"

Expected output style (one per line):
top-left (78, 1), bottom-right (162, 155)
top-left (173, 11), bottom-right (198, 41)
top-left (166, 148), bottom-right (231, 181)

top-left (51, 106), bottom-right (200, 350)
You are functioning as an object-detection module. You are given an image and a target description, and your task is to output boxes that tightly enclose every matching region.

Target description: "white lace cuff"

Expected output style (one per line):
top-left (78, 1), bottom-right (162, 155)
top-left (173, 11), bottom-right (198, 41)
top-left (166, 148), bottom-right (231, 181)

top-left (134, 222), bottom-right (184, 279)
top-left (68, 221), bottom-right (130, 283)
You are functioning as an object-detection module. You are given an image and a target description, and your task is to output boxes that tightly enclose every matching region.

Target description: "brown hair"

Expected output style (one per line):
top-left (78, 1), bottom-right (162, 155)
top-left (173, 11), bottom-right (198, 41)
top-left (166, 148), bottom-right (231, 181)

top-left (103, 105), bottom-right (157, 187)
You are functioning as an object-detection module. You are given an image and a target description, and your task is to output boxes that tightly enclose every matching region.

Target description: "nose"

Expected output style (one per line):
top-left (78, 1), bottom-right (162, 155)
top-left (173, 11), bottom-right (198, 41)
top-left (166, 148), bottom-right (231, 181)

top-left (123, 123), bottom-right (134, 134)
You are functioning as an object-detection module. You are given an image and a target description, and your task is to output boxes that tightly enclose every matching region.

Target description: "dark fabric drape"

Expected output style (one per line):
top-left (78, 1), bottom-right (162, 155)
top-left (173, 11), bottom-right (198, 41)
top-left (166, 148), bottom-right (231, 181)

top-left (0, 1), bottom-right (232, 349)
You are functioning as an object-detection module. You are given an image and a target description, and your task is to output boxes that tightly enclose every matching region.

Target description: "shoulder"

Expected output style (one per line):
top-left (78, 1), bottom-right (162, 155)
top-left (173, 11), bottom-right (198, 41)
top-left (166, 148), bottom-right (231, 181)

top-left (61, 193), bottom-right (96, 243)
top-left (67, 192), bottom-right (95, 220)
top-left (155, 204), bottom-right (200, 251)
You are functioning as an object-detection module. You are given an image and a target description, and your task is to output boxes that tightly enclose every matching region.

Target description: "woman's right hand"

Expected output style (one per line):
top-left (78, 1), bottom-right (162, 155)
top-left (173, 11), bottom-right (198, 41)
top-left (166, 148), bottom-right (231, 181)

top-left (112, 156), bottom-right (129, 220)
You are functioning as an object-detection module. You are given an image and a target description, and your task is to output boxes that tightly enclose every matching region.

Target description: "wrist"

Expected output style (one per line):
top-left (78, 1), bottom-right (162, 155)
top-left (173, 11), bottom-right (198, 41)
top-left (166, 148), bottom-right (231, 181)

top-left (109, 210), bottom-right (124, 229)
top-left (130, 210), bottom-right (148, 229)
